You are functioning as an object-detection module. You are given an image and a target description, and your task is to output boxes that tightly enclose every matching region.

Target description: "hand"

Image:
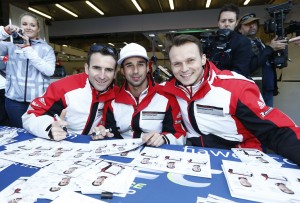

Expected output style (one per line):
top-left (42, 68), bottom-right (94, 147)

top-left (51, 109), bottom-right (68, 141)
top-left (89, 125), bottom-right (114, 140)
top-left (269, 35), bottom-right (288, 51)
top-left (289, 36), bottom-right (300, 46)
top-left (142, 131), bottom-right (166, 147)
top-left (4, 24), bottom-right (19, 35)
top-left (15, 31), bottom-right (30, 48)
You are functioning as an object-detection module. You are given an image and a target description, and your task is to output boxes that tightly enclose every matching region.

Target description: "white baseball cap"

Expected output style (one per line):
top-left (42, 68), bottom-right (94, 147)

top-left (117, 43), bottom-right (149, 65)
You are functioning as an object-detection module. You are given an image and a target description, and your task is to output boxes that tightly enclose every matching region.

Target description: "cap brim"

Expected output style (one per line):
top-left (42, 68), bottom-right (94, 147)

top-left (241, 17), bottom-right (260, 25)
top-left (117, 54), bottom-right (149, 65)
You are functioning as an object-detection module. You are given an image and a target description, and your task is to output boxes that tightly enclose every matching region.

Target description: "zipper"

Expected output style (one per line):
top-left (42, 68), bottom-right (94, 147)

top-left (24, 59), bottom-right (29, 102)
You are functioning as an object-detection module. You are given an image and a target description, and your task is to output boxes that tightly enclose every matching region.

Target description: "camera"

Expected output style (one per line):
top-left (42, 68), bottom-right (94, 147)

top-left (263, 0), bottom-right (299, 68)
top-left (200, 29), bottom-right (232, 58)
top-left (11, 30), bottom-right (24, 44)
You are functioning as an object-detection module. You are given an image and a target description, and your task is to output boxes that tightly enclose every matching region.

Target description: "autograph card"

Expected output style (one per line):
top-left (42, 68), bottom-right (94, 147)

top-left (232, 148), bottom-right (282, 167)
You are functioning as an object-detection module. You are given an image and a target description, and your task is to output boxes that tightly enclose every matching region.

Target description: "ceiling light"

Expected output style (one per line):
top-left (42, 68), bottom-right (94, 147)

top-left (108, 43), bottom-right (115, 46)
top-left (28, 7), bottom-right (52, 19)
top-left (158, 44), bottom-right (163, 47)
top-left (243, 0), bottom-right (251, 5)
top-left (169, 0), bottom-right (174, 10)
top-left (205, 0), bottom-right (211, 8)
top-left (85, 1), bottom-right (104, 15)
top-left (149, 34), bottom-right (155, 37)
top-left (55, 4), bottom-right (78, 18)
top-left (131, 0), bottom-right (142, 12)
top-left (62, 44), bottom-right (68, 47)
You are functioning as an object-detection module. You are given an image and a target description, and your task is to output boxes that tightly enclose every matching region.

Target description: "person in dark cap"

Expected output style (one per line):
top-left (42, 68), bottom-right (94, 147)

top-left (237, 13), bottom-right (287, 107)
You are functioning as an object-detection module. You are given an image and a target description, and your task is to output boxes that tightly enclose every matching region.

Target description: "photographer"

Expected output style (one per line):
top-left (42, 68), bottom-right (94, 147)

top-left (237, 13), bottom-right (288, 107)
top-left (207, 4), bottom-right (252, 77)
top-left (0, 13), bottom-right (55, 128)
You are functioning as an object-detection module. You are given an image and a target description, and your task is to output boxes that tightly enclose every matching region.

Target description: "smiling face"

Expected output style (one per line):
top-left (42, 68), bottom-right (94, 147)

top-left (121, 56), bottom-right (149, 92)
top-left (85, 52), bottom-right (117, 92)
top-left (218, 11), bottom-right (237, 30)
top-left (169, 42), bottom-right (206, 86)
top-left (20, 15), bottom-right (40, 39)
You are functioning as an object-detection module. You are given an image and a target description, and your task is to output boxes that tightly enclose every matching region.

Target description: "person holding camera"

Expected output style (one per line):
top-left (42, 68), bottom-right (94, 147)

top-left (289, 36), bottom-right (300, 46)
top-left (0, 13), bottom-right (55, 128)
top-left (237, 13), bottom-right (288, 107)
top-left (207, 4), bottom-right (252, 77)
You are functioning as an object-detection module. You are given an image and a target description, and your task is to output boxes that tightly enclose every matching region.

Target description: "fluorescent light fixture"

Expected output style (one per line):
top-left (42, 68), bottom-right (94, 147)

top-left (243, 0), bottom-right (251, 5)
top-left (131, 0), bottom-right (142, 12)
top-left (28, 7), bottom-right (52, 19)
top-left (205, 0), bottom-right (211, 8)
top-left (169, 0), bottom-right (174, 10)
top-left (158, 44), bottom-right (163, 47)
top-left (55, 3), bottom-right (78, 18)
top-left (108, 43), bottom-right (115, 46)
top-left (149, 34), bottom-right (155, 37)
top-left (85, 1), bottom-right (104, 15)
top-left (62, 44), bottom-right (68, 47)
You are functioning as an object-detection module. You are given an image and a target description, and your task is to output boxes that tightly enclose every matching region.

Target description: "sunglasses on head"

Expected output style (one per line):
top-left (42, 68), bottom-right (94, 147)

top-left (89, 44), bottom-right (118, 60)
top-left (240, 13), bottom-right (256, 23)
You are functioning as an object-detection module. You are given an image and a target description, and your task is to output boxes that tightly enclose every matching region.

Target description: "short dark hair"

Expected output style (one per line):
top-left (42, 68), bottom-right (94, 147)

top-left (87, 44), bottom-right (118, 66)
top-left (218, 4), bottom-right (240, 21)
top-left (168, 34), bottom-right (203, 55)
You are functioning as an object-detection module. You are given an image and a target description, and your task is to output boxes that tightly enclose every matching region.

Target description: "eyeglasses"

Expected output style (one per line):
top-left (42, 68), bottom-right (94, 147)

top-left (89, 44), bottom-right (118, 60)
top-left (240, 13), bottom-right (256, 23)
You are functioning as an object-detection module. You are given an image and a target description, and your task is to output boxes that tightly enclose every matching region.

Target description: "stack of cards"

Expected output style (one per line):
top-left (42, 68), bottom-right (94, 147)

top-left (222, 160), bottom-right (300, 202)
top-left (232, 148), bottom-right (282, 167)
top-left (131, 147), bottom-right (212, 178)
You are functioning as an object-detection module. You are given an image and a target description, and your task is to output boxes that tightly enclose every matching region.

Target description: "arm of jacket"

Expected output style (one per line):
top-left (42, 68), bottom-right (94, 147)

top-left (160, 93), bottom-right (186, 145)
top-left (250, 45), bottom-right (274, 74)
top-left (22, 44), bottom-right (55, 76)
top-left (235, 82), bottom-right (300, 166)
top-left (22, 82), bottom-right (65, 139)
top-left (0, 26), bottom-right (10, 40)
top-left (231, 34), bottom-right (252, 77)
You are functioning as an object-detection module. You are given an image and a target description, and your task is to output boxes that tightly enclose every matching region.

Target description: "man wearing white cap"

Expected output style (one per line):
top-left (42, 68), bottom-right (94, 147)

top-left (91, 43), bottom-right (186, 147)
top-left (237, 13), bottom-right (287, 107)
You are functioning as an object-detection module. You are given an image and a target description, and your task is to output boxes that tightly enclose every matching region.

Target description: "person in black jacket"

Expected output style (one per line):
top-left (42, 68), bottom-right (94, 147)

top-left (207, 4), bottom-right (252, 77)
top-left (237, 13), bottom-right (287, 107)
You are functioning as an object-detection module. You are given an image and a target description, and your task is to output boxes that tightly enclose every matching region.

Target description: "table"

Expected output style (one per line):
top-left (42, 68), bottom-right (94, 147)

top-left (0, 128), bottom-right (299, 203)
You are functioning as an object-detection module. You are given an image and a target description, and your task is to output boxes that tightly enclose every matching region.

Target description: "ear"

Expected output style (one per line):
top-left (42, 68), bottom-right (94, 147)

top-left (201, 54), bottom-right (207, 65)
top-left (120, 67), bottom-right (124, 76)
top-left (114, 66), bottom-right (119, 79)
top-left (84, 63), bottom-right (89, 75)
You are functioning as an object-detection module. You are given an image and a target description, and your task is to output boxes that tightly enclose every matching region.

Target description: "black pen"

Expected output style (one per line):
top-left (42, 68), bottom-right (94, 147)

top-left (54, 114), bottom-right (68, 132)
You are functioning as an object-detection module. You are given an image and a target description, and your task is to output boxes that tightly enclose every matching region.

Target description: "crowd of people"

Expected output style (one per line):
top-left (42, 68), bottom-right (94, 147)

top-left (1, 5), bottom-right (300, 166)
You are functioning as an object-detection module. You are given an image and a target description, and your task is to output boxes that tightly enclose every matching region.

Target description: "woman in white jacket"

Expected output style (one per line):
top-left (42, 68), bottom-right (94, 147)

top-left (0, 13), bottom-right (55, 128)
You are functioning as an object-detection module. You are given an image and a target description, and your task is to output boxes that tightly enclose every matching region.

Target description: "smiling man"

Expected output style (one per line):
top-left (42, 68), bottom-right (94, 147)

top-left (164, 34), bottom-right (300, 166)
top-left (22, 44), bottom-right (119, 141)
top-left (92, 43), bottom-right (186, 147)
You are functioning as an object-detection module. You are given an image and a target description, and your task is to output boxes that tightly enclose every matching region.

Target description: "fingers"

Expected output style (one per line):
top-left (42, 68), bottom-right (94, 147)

top-left (143, 132), bottom-right (165, 147)
top-left (51, 126), bottom-right (67, 141)
top-left (89, 125), bottom-right (113, 140)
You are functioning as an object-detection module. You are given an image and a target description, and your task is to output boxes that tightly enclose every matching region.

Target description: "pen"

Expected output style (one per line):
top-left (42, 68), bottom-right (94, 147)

top-left (90, 128), bottom-right (112, 136)
top-left (54, 114), bottom-right (68, 132)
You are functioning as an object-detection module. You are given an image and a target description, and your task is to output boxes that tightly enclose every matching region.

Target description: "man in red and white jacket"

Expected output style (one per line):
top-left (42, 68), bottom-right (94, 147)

top-left (164, 34), bottom-right (300, 165)
top-left (22, 44), bottom-right (119, 141)
top-left (91, 43), bottom-right (186, 147)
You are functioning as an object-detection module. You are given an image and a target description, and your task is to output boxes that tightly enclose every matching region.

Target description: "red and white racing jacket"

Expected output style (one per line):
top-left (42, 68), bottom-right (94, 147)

top-left (22, 73), bottom-right (118, 139)
top-left (101, 75), bottom-right (186, 145)
top-left (163, 61), bottom-right (300, 165)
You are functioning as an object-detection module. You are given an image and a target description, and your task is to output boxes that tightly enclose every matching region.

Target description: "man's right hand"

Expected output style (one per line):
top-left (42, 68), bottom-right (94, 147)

top-left (51, 109), bottom-right (68, 141)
